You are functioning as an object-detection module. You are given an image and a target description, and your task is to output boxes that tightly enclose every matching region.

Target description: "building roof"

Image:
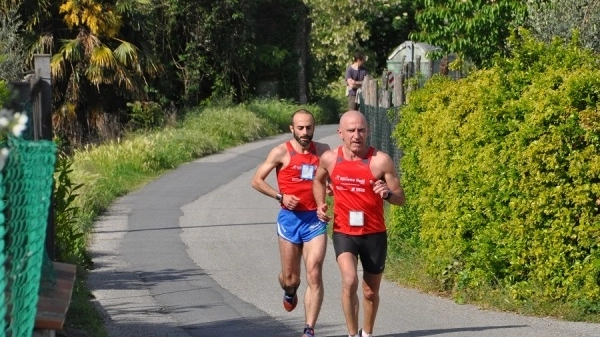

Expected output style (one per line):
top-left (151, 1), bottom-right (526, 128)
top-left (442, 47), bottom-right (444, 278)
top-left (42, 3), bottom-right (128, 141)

top-left (387, 41), bottom-right (442, 60)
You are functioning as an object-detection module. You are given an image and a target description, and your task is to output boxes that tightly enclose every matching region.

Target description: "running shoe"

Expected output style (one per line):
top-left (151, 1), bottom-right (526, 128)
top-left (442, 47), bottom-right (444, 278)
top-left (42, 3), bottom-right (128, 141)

top-left (283, 293), bottom-right (298, 312)
top-left (302, 325), bottom-right (314, 337)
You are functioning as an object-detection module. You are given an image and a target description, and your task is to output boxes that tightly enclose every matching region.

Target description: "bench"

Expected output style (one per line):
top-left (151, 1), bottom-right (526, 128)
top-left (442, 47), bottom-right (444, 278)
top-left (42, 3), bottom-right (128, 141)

top-left (33, 262), bottom-right (77, 337)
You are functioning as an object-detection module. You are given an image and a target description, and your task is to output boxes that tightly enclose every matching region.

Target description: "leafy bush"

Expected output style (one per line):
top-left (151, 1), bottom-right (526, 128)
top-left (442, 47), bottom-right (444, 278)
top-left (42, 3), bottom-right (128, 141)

top-left (0, 9), bottom-right (26, 81)
top-left (245, 98), bottom-right (332, 131)
top-left (126, 100), bottom-right (166, 130)
top-left (0, 80), bottom-right (9, 105)
top-left (54, 153), bottom-right (87, 265)
top-left (391, 29), bottom-right (600, 313)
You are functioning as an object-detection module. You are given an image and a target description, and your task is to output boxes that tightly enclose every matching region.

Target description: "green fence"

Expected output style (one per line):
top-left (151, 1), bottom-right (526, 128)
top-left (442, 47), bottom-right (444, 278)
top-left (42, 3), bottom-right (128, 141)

top-left (1, 137), bottom-right (57, 337)
top-left (359, 96), bottom-right (403, 171)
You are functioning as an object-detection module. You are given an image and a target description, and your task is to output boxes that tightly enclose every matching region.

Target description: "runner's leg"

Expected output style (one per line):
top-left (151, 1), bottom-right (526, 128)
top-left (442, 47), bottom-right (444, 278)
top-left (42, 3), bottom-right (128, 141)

top-left (302, 233), bottom-right (327, 328)
top-left (337, 252), bottom-right (360, 335)
top-left (361, 271), bottom-right (383, 335)
top-left (279, 236), bottom-right (302, 294)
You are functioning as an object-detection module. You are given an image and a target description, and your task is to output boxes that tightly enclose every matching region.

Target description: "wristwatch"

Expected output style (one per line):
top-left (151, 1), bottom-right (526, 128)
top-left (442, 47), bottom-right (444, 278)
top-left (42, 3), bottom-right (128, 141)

top-left (383, 190), bottom-right (392, 200)
top-left (275, 193), bottom-right (283, 203)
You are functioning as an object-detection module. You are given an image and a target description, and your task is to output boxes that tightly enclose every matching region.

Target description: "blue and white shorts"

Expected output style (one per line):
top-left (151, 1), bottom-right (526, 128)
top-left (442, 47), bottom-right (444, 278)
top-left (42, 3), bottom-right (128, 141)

top-left (277, 209), bottom-right (327, 244)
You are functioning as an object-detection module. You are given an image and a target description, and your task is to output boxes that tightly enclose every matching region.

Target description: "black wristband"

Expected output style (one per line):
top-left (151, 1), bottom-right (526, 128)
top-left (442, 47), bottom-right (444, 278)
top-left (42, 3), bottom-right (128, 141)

top-left (384, 190), bottom-right (392, 200)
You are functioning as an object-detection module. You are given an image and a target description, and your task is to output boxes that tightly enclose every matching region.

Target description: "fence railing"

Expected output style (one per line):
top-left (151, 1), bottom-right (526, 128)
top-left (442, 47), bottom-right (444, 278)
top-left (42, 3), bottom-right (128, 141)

top-left (359, 74), bottom-right (407, 170)
top-left (359, 59), bottom-right (455, 170)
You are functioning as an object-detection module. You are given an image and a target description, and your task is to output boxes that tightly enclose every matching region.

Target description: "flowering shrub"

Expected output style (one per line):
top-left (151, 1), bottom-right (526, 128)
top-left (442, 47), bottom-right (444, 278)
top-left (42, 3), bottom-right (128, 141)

top-left (0, 108), bottom-right (29, 169)
top-left (392, 29), bottom-right (600, 312)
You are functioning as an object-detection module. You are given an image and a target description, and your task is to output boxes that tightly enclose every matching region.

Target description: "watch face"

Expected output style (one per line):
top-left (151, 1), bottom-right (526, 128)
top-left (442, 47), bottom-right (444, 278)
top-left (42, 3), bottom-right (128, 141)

top-left (276, 193), bottom-right (283, 201)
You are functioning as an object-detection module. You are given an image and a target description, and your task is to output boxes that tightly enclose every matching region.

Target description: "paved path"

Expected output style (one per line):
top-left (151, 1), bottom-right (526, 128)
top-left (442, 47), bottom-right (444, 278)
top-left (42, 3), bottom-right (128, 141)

top-left (88, 124), bottom-right (600, 337)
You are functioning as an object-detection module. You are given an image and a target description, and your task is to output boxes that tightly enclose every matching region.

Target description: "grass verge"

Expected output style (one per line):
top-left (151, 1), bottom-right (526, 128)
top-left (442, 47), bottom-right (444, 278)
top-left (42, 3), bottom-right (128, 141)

top-left (59, 99), bottom-right (331, 336)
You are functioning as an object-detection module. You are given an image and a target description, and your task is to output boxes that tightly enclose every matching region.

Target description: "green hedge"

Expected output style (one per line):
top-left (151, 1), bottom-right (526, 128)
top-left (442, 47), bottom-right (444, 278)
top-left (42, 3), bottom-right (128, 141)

top-left (391, 29), bottom-right (600, 313)
top-left (0, 80), bottom-right (9, 106)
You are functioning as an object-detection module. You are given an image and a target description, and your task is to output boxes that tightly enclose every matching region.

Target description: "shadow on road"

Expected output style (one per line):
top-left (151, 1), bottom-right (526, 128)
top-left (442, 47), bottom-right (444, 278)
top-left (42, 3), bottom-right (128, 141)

top-left (323, 324), bottom-right (528, 337)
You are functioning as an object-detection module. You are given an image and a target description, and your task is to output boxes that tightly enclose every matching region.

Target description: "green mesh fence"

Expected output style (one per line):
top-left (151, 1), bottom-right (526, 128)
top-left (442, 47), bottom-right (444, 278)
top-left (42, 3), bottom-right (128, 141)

top-left (1, 137), bottom-right (57, 337)
top-left (0, 171), bottom-right (7, 337)
top-left (359, 96), bottom-right (403, 171)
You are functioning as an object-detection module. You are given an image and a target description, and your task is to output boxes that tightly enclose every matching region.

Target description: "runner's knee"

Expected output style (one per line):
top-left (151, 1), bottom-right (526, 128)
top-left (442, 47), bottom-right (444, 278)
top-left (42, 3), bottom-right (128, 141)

top-left (280, 272), bottom-right (301, 289)
top-left (305, 265), bottom-right (322, 287)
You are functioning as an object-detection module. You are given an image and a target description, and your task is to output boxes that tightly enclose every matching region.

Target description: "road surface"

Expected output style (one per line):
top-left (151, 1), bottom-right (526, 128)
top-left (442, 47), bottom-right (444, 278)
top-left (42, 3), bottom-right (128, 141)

top-left (88, 124), bottom-right (600, 337)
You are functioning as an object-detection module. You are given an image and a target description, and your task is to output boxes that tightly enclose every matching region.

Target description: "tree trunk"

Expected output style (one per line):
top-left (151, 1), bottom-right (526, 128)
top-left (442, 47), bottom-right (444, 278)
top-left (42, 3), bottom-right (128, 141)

top-left (295, 3), bottom-right (308, 104)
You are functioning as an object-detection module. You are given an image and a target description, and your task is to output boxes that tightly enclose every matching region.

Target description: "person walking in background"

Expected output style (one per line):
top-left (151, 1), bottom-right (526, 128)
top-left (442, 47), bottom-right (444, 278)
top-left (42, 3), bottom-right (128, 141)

top-left (313, 110), bottom-right (405, 337)
top-left (251, 109), bottom-right (330, 337)
top-left (345, 53), bottom-right (368, 111)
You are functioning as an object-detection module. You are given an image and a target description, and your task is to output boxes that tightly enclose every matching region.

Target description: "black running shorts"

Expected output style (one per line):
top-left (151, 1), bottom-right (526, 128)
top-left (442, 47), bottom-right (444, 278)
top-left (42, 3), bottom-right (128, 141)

top-left (332, 231), bottom-right (387, 274)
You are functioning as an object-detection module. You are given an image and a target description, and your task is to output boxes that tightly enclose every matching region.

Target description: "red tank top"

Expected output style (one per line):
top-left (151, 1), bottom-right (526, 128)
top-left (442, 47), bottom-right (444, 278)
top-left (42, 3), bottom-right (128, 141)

top-left (276, 141), bottom-right (319, 211)
top-left (331, 146), bottom-right (386, 235)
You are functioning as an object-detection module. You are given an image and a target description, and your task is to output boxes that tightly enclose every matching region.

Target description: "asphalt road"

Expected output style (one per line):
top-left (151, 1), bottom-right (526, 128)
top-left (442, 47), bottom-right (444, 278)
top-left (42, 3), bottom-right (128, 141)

top-left (87, 124), bottom-right (600, 337)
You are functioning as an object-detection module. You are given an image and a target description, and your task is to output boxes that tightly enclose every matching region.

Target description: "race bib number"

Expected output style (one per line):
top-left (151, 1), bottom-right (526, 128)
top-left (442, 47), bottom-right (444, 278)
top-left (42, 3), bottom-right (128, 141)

top-left (349, 211), bottom-right (364, 227)
top-left (301, 164), bottom-right (316, 180)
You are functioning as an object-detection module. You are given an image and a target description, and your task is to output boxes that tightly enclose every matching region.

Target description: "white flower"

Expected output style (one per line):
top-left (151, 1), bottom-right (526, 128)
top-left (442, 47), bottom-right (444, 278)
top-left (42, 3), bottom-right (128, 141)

top-left (12, 123), bottom-right (26, 137)
top-left (0, 109), bottom-right (28, 138)
top-left (17, 114), bottom-right (28, 125)
top-left (0, 148), bottom-right (9, 171)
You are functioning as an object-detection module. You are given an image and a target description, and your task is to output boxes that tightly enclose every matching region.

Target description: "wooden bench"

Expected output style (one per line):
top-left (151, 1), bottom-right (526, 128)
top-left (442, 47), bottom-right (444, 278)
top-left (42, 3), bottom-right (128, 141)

top-left (33, 262), bottom-right (77, 337)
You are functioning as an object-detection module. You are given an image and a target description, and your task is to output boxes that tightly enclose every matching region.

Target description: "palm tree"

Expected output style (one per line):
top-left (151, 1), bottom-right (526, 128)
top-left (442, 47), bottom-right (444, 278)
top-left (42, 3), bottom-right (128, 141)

top-left (51, 0), bottom-right (160, 143)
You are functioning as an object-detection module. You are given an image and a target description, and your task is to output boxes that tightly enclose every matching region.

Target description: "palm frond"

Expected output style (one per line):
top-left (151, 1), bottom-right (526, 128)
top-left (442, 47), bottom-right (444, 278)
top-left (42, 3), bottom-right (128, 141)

top-left (50, 53), bottom-right (66, 80)
top-left (58, 38), bottom-right (83, 62)
top-left (78, 31), bottom-right (102, 55)
top-left (112, 40), bottom-right (139, 68)
top-left (115, 0), bottom-right (151, 14)
top-left (85, 64), bottom-right (104, 87)
top-left (90, 45), bottom-right (117, 70)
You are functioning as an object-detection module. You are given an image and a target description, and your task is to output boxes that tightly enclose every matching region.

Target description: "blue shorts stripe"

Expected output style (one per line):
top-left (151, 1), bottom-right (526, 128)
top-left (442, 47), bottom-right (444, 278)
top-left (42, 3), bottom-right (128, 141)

top-left (277, 209), bottom-right (327, 244)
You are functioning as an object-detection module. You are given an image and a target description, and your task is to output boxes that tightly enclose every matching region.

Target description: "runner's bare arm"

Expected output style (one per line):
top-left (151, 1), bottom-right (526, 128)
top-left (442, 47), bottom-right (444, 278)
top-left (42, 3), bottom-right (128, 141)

top-left (371, 151), bottom-right (405, 206)
top-left (313, 150), bottom-right (335, 222)
top-left (251, 144), bottom-right (287, 200)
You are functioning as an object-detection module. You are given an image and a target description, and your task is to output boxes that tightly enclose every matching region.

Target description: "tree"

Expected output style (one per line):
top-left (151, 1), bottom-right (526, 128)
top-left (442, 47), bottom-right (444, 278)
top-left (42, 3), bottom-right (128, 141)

top-left (145, 0), bottom-right (266, 105)
top-left (526, 0), bottom-right (600, 53)
top-left (303, 0), bottom-right (415, 98)
top-left (411, 0), bottom-right (527, 67)
top-left (0, 0), bottom-right (52, 33)
top-left (303, 0), bottom-right (371, 97)
top-left (51, 0), bottom-right (160, 142)
top-left (0, 9), bottom-right (26, 81)
top-left (361, 0), bottom-right (417, 72)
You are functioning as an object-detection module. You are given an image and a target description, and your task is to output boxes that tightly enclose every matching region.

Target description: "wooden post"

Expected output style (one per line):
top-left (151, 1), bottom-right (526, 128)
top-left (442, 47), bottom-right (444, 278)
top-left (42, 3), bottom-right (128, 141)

top-left (371, 77), bottom-right (378, 107)
top-left (33, 54), bottom-right (55, 261)
top-left (396, 75), bottom-right (405, 106)
top-left (361, 75), bottom-right (370, 107)
top-left (380, 90), bottom-right (390, 108)
top-left (33, 55), bottom-right (53, 141)
top-left (430, 58), bottom-right (435, 78)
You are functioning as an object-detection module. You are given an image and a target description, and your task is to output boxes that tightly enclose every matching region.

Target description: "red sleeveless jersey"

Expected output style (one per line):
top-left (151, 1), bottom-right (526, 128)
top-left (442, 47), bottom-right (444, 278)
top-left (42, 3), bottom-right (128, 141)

top-left (331, 146), bottom-right (386, 235)
top-left (276, 141), bottom-right (319, 211)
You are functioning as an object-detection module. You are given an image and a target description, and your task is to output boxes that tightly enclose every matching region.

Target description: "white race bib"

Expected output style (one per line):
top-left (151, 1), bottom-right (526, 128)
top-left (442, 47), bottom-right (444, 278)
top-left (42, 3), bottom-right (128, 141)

top-left (301, 164), bottom-right (315, 180)
top-left (349, 211), bottom-right (364, 227)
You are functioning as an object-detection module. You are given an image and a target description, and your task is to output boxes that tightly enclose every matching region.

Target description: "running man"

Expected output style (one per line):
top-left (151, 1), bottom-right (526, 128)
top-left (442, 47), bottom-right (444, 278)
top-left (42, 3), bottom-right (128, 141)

top-left (313, 110), bottom-right (406, 337)
top-left (251, 109), bottom-right (330, 337)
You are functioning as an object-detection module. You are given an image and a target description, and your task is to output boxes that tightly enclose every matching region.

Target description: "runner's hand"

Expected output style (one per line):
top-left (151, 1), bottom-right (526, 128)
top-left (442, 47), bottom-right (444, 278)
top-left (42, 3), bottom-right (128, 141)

top-left (316, 204), bottom-right (331, 222)
top-left (370, 179), bottom-right (390, 199)
top-left (283, 194), bottom-right (300, 210)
